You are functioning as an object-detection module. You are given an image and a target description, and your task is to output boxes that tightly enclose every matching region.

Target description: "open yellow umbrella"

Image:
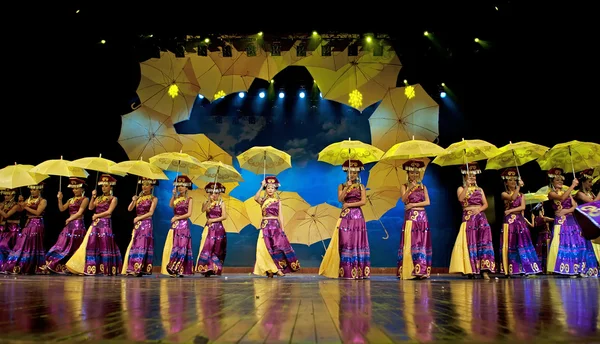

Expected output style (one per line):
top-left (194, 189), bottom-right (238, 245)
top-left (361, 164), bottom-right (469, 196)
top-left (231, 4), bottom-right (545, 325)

top-left (432, 138), bottom-right (499, 168)
top-left (380, 138), bottom-right (445, 161)
top-left (136, 51), bottom-right (200, 124)
top-left (523, 192), bottom-right (548, 205)
top-left (237, 146), bottom-right (292, 180)
top-left (192, 194), bottom-right (251, 233)
top-left (149, 151), bottom-right (204, 176)
top-left (285, 203), bottom-right (340, 249)
top-left (70, 153), bottom-right (126, 186)
top-left (29, 156), bottom-right (88, 191)
top-left (368, 85), bottom-right (440, 152)
top-left (118, 105), bottom-right (182, 160)
top-left (244, 191), bottom-right (310, 229)
top-left (486, 141), bottom-right (549, 179)
top-left (109, 158), bottom-right (169, 180)
top-left (366, 158), bottom-right (430, 190)
top-left (0, 163), bottom-right (49, 189)
top-left (194, 161), bottom-right (243, 183)
top-left (307, 48), bottom-right (402, 112)
top-left (537, 140), bottom-right (600, 178)
top-left (362, 188), bottom-right (402, 239)
top-left (179, 133), bottom-right (232, 166)
top-left (318, 137), bottom-right (384, 167)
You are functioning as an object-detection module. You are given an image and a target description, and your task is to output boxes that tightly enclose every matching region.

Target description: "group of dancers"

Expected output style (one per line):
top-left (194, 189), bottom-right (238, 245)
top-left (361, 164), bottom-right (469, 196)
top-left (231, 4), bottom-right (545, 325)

top-left (0, 159), bottom-right (599, 280)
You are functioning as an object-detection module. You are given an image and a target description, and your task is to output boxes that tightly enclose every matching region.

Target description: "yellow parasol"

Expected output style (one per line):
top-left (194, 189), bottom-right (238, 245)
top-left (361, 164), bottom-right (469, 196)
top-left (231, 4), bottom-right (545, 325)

top-left (380, 138), bottom-right (445, 161)
top-left (362, 188), bottom-right (403, 239)
top-left (307, 47), bottom-right (402, 112)
top-left (485, 141), bottom-right (549, 179)
top-left (149, 151), bottom-right (204, 176)
top-left (70, 153), bottom-right (126, 187)
top-left (136, 51), bottom-right (200, 124)
top-left (537, 140), bottom-right (600, 178)
top-left (109, 158), bottom-right (169, 180)
top-left (244, 191), bottom-right (310, 230)
top-left (368, 85), bottom-right (440, 152)
top-left (118, 105), bottom-right (182, 160)
top-left (523, 192), bottom-right (548, 206)
top-left (366, 158), bottom-right (430, 191)
top-left (432, 138), bottom-right (499, 172)
top-left (285, 203), bottom-right (340, 250)
top-left (194, 161), bottom-right (243, 183)
top-left (178, 133), bottom-right (232, 166)
top-left (237, 146), bottom-right (292, 180)
top-left (318, 137), bottom-right (384, 166)
top-left (0, 163), bottom-right (49, 189)
top-left (29, 156), bottom-right (88, 191)
top-left (191, 193), bottom-right (251, 233)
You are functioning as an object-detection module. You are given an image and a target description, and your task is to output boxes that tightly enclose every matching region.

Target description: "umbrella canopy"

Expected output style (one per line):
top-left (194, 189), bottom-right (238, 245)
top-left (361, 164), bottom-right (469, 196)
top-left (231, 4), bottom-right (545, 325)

top-left (237, 146), bottom-right (292, 177)
top-left (244, 191), bottom-right (310, 230)
top-left (380, 139), bottom-right (445, 161)
top-left (318, 138), bottom-right (384, 167)
top-left (149, 151), bottom-right (204, 175)
top-left (537, 140), bottom-right (600, 177)
top-left (486, 141), bottom-right (549, 170)
top-left (109, 159), bottom-right (169, 180)
top-left (29, 156), bottom-right (88, 178)
top-left (367, 158), bottom-right (430, 191)
top-left (118, 105), bottom-right (182, 160)
top-left (179, 134), bottom-right (232, 166)
top-left (285, 203), bottom-right (340, 248)
top-left (0, 164), bottom-right (49, 189)
top-left (432, 139), bottom-right (499, 166)
top-left (368, 85), bottom-right (439, 152)
top-left (194, 161), bottom-right (244, 183)
top-left (191, 192), bottom-right (251, 233)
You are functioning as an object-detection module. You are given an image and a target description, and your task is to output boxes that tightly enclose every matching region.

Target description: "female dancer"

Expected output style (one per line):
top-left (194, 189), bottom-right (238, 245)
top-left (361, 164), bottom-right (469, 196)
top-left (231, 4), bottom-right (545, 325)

top-left (574, 168), bottom-right (600, 264)
top-left (449, 162), bottom-right (495, 279)
top-left (44, 178), bottom-right (89, 273)
top-left (499, 168), bottom-right (540, 277)
top-left (319, 160), bottom-right (370, 280)
top-left (195, 182), bottom-right (228, 277)
top-left (122, 177), bottom-right (157, 276)
top-left (0, 189), bottom-right (21, 268)
top-left (546, 167), bottom-right (598, 277)
top-left (530, 204), bottom-right (553, 274)
top-left (2, 182), bottom-right (47, 274)
top-left (398, 159), bottom-right (432, 280)
top-left (161, 175), bottom-right (194, 277)
top-left (66, 174), bottom-right (122, 275)
top-left (253, 176), bottom-right (300, 278)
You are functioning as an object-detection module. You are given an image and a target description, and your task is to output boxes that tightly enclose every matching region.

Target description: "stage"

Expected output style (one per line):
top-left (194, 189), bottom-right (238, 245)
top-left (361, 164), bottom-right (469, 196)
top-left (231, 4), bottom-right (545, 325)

top-left (0, 274), bottom-right (598, 343)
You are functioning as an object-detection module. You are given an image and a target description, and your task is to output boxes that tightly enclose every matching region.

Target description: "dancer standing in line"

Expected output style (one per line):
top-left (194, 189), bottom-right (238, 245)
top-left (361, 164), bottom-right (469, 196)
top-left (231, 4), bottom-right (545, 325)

top-left (546, 167), bottom-right (598, 277)
top-left (44, 177), bottom-right (89, 273)
top-left (319, 160), bottom-right (370, 280)
top-left (448, 162), bottom-right (496, 279)
top-left (66, 174), bottom-right (122, 276)
top-left (2, 182), bottom-right (47, 274)
top-left (498, 168), bottom-right (541, 277)
top-left (0, 189), bottom-right (21, 269)
top-left (253, 176), bottom-right (300, 278)
top-left (161, 175), bottom-right (195, 277)
top-left (573, 168), bottom-right (600, 266)
top-left (122, 177), bottom-right (157, 276)
top-left (195, 182), bottom-right (228, 277)
top-left (397, 159), bottom-right (433, 280)
top-left (530, 204), bottom-right (554, 274)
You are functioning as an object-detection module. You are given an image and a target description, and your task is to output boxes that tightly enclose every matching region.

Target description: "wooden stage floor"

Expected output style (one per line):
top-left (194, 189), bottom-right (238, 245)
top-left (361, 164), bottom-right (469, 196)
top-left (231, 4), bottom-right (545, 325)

top-left (0, 274), bottom-right (598, 343)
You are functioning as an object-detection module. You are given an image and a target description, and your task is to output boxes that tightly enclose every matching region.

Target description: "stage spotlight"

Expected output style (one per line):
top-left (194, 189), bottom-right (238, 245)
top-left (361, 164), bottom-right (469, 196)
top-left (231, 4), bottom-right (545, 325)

top-left (238, 92), bottom-right (245, 98)
top-left (299, 91), bottom-right (305, 98)
top-left (278, 91), bottom-right (285, 99)
top-left (259, 91), bottom-right (265, 98)
top-left (198, 94), bottom-right (204, 99)
top-left (440, 91), bottom-right (447, 98)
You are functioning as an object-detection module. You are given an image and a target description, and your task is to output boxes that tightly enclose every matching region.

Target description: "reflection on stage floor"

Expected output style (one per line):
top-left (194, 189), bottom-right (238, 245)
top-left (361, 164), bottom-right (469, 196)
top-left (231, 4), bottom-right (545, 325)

top-left (0, 274), bottom-right (598, 343)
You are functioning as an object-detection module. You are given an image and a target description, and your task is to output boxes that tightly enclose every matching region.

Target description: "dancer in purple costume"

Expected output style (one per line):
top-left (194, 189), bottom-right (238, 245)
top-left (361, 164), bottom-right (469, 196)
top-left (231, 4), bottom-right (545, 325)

top-left (195, 182), bottom-right (228, 277)
top-left (319, 160), bottom-right (370, 280)
top-left (499, 167), bottom-right (541, 276)
top-left (0, 189), bottom-right (21, 269)
top-left (449, 162), bottom-right (495, 279)
top-left (253, 176), bottom-right (300, 278)
top-left (44, 177), bottom-right (89, 273)
top-left (529, 204), bottom-right (554, 274)
top-left (398, 159), bottom-right (433, 280)
top-left (65, 174), bottom-right (122, 275)
top-left (123, 177), bottom-right (157, 276)
top-left (162, 175), bottom-right (195, 277)
top-left (546, 167), bottom-right (598, 277)
top-left (2, 182), bottom-right (47, 274)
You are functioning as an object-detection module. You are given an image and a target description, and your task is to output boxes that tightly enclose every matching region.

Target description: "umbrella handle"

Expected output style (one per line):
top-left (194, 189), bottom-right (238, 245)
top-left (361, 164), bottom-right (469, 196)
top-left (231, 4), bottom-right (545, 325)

top-left (59, 176), bottom-right (62, 192)
top-left (263, 151), bottom-right (266, 181)
top-left (379, 219), bottom-right (389, 240)
top-left (569, 146), bottom-right (576, 179)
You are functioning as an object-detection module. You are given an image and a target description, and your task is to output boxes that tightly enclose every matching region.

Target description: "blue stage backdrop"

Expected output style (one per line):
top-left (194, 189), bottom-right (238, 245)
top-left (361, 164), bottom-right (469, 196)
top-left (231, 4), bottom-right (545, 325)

top-left (148, 93), bottom-right (459, 269)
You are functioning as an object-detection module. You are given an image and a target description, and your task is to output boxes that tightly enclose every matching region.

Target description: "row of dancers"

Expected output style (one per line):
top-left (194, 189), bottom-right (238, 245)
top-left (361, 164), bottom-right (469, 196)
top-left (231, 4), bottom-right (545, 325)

top-left (0, 159), bottom-right (599, 279)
